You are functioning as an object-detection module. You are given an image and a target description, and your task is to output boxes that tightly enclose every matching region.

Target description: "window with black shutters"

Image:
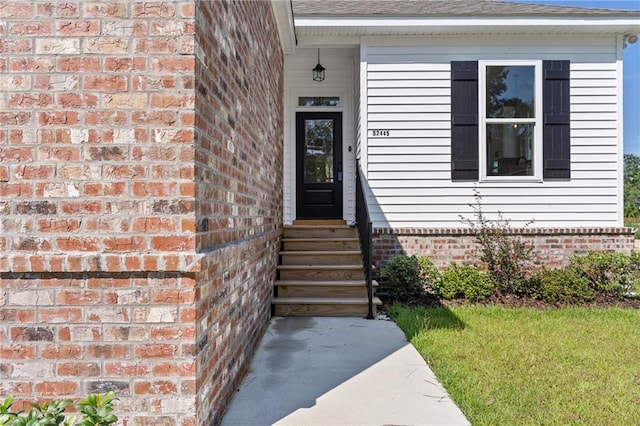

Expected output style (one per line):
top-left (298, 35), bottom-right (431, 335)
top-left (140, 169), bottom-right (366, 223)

top-left (451, 60), bottom-right (570, 181)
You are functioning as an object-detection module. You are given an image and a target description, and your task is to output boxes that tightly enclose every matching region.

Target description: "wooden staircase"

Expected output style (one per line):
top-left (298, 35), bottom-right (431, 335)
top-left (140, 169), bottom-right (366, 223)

top-left (273, 219), bottom-right (381, 317)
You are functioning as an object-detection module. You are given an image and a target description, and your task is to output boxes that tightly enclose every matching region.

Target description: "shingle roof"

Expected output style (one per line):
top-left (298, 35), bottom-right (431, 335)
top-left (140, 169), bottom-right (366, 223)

top-left (292, 0), bottom-right (640, 17)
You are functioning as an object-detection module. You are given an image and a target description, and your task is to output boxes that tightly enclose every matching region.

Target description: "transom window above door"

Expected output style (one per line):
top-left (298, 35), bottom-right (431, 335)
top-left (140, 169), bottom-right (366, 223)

top-left (298, 96), bottom-right (341, 107)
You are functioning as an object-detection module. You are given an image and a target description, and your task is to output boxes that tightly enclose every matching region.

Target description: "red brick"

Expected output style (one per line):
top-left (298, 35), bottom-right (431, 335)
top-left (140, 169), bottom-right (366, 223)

top-left (9, 57), bottom-right (55, 71)
top-left (57, 362), bottom-right (101, 376)
top-left (151, 236), bottom-right (194, 251)
top-left (56, 290), bottom-right (101, 305)
top-left (36, 2), bottom-right (80, 18)
top-left (104, 362), bottom-right (149, 377)
top-left (134, 380), bottom-right (178, 395)
top-left (0, 3), bottom-right (32, 18)
top-left (135, 344), bottom-right (177, 359)
top-left (104, 57), bottom-right (147, 72)
top-left (132, 182), bottom-right (177, 197)
top-left (0, 345), bottom-right (36, 359)
top-left (11, 165), bottom-right (55, 180)
top-left (132, 75), bottom-right (176, 91)
top-left (151, 290), bottom-right (195, 305)
top-left (0, 183), bottom-right (32, 197)
top-left (83, 2), bottom-right (127, 18)
top-left (36, 381), bottom-right (79, 396)
top-left (38, 111), bottom-right (80, 126)
top-left (87, 344), bottom-right (129, 359)
top-left (132, 218), bottom-right (177, 233)
top-left (0, 38), bottom-right (32, 53)
top-left (150, 325), bottom-right (195, 340)
top-left (56, 57), bottom-right (100, 72)
top-left (134, 38), bottom-right (177, 54)
top-left (37, 219), bottom-right (81, 232)
top-left (104, 236), bottom-right (148, 252)
top-left (151, 361), bottom-right (195, 377)
top-left (60, 201), bottom-right (103, 215)
top-left (9, 21), bottom-right (53, 35)
top-left (57, 93), bottom-right (99, 108)
top-left (150, 56), bottom-right (194, 72)
top-left (56, 237), bottom-right (100, 251)
top-left (40, 308), bottom-right (82, 323)
top-left (132, 2), bottom-right (175, 17)
top-left (56, 20), bottom-right (100, 35)
top-left (0, 112), bottom-right (32, 126)
top-left (131, 111), bottom-right (176, 125)
top-left (82, 75), bottom-right (127, 91)
top-left (83, 110), bottom-right (127, 125)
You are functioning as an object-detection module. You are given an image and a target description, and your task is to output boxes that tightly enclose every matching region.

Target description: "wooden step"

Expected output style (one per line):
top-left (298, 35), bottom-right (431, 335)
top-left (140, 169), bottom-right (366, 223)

top-left (283, 225), bottom-right (357, 239)
top-left (275, 280), bottom-right (374, 298)
top-left (282, 238), bottom-right (360, 251)
top-left (280, 250), bottom-right (362, 265)
top-left (273, 297), bottom-right (382, 317)
top-left (293, 219), bottom-right (346, 225)
top-left (278, 264), bottom-right (364, 281)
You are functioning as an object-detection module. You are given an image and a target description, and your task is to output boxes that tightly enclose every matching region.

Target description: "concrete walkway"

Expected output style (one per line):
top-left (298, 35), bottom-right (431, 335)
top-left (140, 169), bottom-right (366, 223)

top-left (222, 317), bottom-right (470, 426)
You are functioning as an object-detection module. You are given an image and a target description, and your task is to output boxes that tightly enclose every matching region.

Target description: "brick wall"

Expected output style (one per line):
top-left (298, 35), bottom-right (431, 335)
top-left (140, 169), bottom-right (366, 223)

top-left (193, 0), bottom-right (283, 423)
top-left (0, 1), bottom-right (283, 425)
top-left (373, 227), bottom-right (636, 270)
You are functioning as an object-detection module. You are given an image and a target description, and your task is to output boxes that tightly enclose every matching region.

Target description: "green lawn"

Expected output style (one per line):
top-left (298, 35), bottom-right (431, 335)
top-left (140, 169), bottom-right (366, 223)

top-left (388, 305), bottom-right (640, 425)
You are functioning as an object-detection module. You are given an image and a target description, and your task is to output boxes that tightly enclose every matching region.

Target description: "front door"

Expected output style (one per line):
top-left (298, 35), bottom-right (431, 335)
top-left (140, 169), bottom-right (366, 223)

top-left (296, 112), bottom-right (343, 218)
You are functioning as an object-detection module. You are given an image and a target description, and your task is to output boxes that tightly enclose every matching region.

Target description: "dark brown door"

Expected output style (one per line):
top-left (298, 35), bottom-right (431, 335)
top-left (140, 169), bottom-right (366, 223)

top-left (296, 112), bottom-right (343, 218)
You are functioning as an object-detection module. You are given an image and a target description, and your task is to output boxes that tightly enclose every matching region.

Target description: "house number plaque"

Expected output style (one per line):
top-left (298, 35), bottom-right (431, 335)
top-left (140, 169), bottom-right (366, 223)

top-left (371, 130), bottom-right (390, 137)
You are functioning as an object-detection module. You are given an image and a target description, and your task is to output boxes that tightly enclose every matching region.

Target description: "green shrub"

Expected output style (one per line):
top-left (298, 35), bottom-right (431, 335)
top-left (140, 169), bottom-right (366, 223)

top-left (0, 392), bottom-right (118, 426)
top-left (460, 190), bottom-right (535, 295)
top-left (530, 268), bottom-right (594, 304)
top-left (435, 263), bottom-right (494, 302)
top-left (381, 254), bottom-right (440, 302)
top-left (570, 251), bottom-right (633, 297)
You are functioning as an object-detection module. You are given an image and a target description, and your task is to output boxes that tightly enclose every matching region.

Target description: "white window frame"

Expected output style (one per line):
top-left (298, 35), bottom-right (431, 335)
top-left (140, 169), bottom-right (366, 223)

top-left (479, 60), bottom-right (543, 182)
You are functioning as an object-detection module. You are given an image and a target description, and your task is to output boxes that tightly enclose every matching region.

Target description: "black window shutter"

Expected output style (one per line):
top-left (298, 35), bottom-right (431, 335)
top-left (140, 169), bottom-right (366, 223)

top-left (543, 60), bottom-right (571, 179)
top-left (451, 61), bottom-right (479, 181)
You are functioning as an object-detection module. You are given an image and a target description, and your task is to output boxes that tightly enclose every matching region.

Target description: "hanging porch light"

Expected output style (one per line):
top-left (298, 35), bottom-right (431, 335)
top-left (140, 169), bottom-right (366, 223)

top-left (312, 48), bottom-right (325, 82)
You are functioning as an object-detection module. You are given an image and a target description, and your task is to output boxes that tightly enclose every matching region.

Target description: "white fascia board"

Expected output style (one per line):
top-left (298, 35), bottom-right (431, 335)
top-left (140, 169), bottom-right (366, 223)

top-left (272, 0), bottom-right (296, 54)
top-left (294, 16), bottom-right (640, 35)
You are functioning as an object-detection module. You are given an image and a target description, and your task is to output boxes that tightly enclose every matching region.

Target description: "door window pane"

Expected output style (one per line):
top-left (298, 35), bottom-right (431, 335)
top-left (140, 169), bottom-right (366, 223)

top-left (487, 123), bottom-right (534, 176)
top-left (486, 66), bottom-right (535, 118)
top-left (304, 119), bottom-right (334, 183)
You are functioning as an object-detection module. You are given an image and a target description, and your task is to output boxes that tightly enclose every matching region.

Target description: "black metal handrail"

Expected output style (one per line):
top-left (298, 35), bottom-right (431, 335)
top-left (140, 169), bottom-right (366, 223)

top-left (355, 160), bottom-right (374, 319)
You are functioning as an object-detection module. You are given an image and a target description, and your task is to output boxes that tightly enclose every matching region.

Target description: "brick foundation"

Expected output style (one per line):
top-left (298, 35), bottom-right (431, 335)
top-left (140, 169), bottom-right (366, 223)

top-left (373, 227), bottom-right (635, 270)
top-left (0, 1), bottom-right (283, 425)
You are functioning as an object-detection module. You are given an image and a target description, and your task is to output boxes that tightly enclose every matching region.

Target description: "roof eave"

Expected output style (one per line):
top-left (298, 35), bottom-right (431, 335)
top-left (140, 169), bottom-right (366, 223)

top-left (294, 16), bottom-right (640, 37)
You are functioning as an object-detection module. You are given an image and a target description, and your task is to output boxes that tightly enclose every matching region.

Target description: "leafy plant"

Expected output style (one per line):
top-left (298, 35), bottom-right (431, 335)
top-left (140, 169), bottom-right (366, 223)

top-left (570, 251), bottom-right (633, 297)
top-left (75, 392), bottom-right (118, 426)
top-left (460, 190), bottom-right (535, 295)
top-left (529, 267), bottom-right (594, 304)
top-left (381, 254), bottom-right (441, 302)
top-left (435, 263), bottom-right (494, 302)
top-left (0, 397), bottom-right (20, 425)
top-left (0, 393), bottom-right (117, 426)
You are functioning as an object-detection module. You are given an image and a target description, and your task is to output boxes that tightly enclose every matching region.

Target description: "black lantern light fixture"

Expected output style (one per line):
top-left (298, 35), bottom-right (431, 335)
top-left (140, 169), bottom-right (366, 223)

top-left (312, 48), bottom-right (325, 82)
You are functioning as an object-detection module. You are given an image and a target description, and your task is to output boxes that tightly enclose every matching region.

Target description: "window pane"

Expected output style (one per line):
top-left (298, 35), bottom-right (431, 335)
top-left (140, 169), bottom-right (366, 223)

top-left (486, 123), bottom-right (534, 176)
top-left (304, 119), bottom-right (334, 183)
top-left (486, 66), bottom-right (535, 118)
top-left (298, 97), bottom-right (341, 107)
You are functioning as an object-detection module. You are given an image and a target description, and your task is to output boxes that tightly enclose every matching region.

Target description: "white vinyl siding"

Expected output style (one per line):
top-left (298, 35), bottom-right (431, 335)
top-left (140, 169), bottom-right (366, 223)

top-left (364, 36), bottom-right (621, 228)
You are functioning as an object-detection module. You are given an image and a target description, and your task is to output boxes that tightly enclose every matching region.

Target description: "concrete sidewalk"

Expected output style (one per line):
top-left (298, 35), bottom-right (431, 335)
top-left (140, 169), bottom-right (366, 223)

top-left (222, 317), bottom-right (470, 426)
